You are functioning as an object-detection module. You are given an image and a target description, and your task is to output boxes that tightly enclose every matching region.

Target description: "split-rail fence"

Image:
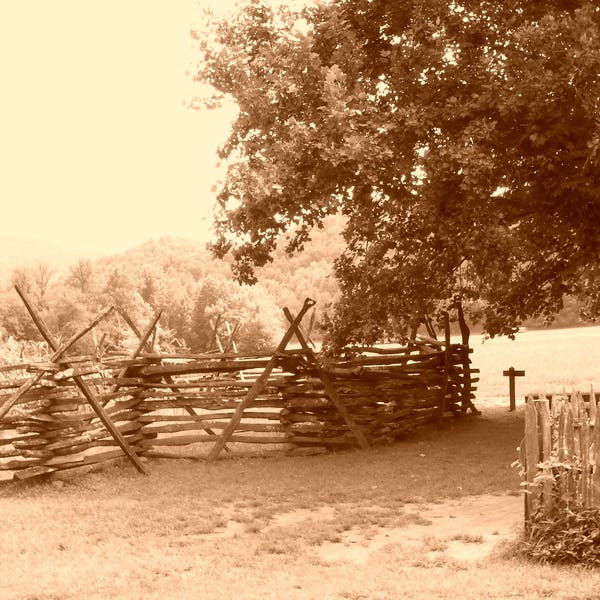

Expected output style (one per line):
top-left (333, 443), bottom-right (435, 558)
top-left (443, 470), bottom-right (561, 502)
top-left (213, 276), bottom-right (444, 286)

top-left (0, 290), bottom-right (479, 482)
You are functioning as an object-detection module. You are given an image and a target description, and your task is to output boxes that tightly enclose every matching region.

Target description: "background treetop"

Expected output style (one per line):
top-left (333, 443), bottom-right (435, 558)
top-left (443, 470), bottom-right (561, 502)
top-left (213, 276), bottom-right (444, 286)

top-left (195, 0), bottom-right (600, 350)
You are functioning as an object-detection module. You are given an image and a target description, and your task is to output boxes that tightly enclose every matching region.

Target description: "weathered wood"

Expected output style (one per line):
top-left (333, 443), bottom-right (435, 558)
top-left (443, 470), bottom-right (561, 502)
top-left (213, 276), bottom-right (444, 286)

top-left (136, 358), bottom-right (275, 378)
top-left (110, 378), bottom-right (259, 389)
top-left (438, 312), bottom-right (451, 423)
top-left (0, 363), bottom-right (30, 373)
top-left (53, 366), bottom-right (104, 381)
top-left (0, 292), bottom-right (482, 479)
top-left (14, 285), bottom-right (147, 475)
top-left (141, 421), bottom-right (285, 434)
top-left (0, 372), bottom-right (46, 420)
top-left (581, 418), bottom-right (590, 506)
top-left (537, 399), bottom-right (552, 514)
top-left (589, 385), bottom-right (597, 425)
top-left (137, 410), bottom-right (281, 423)
top-left (283, 307), bottom-right (369, 450)
top-left (593, 408), bottom-right (600, 505)
top-left (206, 298), bottom-right (316, 462)
top-left (524, 398), bottom-right (540, 519)
top-left (163, 374), bottom-right (232, 453)
top-left (139, 432), bottom-right (287, 448)
top-left (136, 398), bottom-right (285, 411)
top-left (334, 352), bottom-right (444, 369)
top-left (13, 465), bottom-right (56, 480)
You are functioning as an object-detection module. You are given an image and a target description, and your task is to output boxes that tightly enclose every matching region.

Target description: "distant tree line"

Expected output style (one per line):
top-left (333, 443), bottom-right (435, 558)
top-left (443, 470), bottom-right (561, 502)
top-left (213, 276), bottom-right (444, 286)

top-left (0, 220), bottom-right (344, 357)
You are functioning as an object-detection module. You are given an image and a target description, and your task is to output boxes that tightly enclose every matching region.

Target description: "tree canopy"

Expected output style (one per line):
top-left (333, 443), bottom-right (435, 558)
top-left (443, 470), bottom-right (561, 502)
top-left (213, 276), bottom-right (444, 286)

top-left (195, 0), bottom-right (600, 349)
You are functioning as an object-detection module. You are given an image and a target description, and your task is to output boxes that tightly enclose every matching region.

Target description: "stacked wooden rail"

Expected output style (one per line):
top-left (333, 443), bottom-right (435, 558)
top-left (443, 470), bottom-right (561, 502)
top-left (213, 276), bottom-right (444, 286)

top-left (0, 291), bottom-right (479, 482)
top-left (521, 391), bottom-right (600, 520)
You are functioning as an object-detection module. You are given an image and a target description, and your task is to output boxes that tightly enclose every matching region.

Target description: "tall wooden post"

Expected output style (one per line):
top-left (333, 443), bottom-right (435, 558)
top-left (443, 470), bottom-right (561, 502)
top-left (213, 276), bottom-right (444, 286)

top-left (206, 298), bottom-right (316, 462)
top-left (282, 307), bottom-right (369, 450)
top-left (438, 312), bottom-right (451, 423)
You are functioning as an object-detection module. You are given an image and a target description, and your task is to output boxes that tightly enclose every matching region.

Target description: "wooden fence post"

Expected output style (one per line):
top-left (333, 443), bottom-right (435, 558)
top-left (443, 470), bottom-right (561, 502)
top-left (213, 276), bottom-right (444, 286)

top-left (282, 307), bottom-right (370, 450)
top-left (564, 402), bottom-right (576, 503)
top-left (581, 419), bottom-right (590, 506)
top-left (206, 298), bottom-right (316, 462)
top-left (537, 399), bottom-right (552, 514)
top-left (593, 406), bottom-right (600, 506)
top-left (14, 285), bottom-right (147, 475)
top-left (437, 312), bottom-right (451, 423)
top-left (524, 397), bottom-right (540, 521)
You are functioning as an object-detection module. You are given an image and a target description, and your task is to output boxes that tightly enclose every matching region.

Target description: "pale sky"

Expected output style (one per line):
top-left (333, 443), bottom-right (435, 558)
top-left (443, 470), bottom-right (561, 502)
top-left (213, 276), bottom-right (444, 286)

top-left (0, 0), bottom-right (242, 256)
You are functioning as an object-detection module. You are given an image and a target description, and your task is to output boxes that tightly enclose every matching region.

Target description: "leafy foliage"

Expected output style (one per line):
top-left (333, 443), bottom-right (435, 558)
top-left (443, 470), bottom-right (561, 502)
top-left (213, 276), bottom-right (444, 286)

top-left (0, 234), bottom-right (338, 353)
top-left (195, 0), bottom-right (600, 350)
top-left (521, 504), bottom-right (600, 566)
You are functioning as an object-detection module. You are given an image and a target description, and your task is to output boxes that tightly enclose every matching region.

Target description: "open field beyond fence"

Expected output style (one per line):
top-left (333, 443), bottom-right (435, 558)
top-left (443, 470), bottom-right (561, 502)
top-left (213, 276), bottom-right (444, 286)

top-left (469, 326), bottom-right (600, 401)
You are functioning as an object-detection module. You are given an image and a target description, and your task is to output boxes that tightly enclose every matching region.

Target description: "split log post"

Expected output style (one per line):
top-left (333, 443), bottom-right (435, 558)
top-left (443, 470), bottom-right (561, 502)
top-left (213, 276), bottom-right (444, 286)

top-left (557, 401), bottom-right (567, 505)
top-left (424, 314), bottom-right (438, 340)
top-left (223, 320), bottom-right (241, 353)
top-left (106, 309), bottom-right (164, 401)
top-left (593, 404), bottom-right (600, 506)
top-left (209, 315), bottom-right (223, 352)
top-left (307, 308), bottom-right (316, 345)
top-left (565, 402), bottom-right (576, 502)
top-left (0, 372), bottom-right (46, 420)
top-left (437, 312), bottom-right (451, 423)
top-left (454, 300), bottom-right (474, 411)
top-left (115, 307), bottom-right (143, 341)
top-left (524, 397), bottom-right (539, 524)
top-left (117, 309), bottom-right (231, 452)
top-left (14, 285), bottom-right (147, 475)
top-left (537, 399), bottom-right (552, 514)
top-left (282, 307), bottom-right (369, 450)
top-left (206, 297), bottom-right (316, 462)
top-left (1, 306), bottom-right (115, 420)
top-left (581, 418), bottom-right (590, 506)
top-left (455, 299), bottom-right (470, 346)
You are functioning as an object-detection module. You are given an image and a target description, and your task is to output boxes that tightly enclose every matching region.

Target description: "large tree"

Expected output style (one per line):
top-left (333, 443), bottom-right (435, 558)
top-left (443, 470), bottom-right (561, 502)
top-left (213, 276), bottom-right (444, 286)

top-left (195, 0), bottom-right (600, 349)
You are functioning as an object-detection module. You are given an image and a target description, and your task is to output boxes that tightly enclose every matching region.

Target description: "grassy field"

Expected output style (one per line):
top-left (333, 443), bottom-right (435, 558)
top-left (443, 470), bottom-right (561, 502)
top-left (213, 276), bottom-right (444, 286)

top-left (2, 326), bottom-right (600, 599)
top-left (471, 325), bottom-right (600, 401)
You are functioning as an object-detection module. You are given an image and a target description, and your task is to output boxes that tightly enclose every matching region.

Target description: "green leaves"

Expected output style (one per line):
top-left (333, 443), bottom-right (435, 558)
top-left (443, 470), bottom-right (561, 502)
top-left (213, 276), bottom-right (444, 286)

top-left (521, 504), bottom-right (600, 566)
top-left (195, 0), bottom-right (600, 347)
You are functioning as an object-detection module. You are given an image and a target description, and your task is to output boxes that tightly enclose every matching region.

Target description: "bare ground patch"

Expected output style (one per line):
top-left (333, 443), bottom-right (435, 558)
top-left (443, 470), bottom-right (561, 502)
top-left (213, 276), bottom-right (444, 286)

top-left (317, 493), bottom-right (523, 565)
top-left (8, 404), bottom-right (586, 600)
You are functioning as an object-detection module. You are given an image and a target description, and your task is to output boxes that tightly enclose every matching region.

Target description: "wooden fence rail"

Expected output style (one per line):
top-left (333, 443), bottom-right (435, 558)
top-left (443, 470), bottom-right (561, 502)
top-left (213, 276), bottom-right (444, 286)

top-left (521, 392), bottom-right (600, 520)
top-left (0, 293), bottom-right (479, 482)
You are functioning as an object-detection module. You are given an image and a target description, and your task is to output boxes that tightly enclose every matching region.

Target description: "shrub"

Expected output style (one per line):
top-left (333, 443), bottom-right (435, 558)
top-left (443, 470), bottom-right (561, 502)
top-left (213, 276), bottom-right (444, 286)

top-left (520, 504), bottom-right (600, 566)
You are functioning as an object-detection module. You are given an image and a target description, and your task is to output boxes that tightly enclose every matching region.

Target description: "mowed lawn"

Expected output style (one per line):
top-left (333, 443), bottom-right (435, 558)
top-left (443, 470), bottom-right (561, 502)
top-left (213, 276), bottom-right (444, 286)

top-left (2, 327), bottom-right (600, 599)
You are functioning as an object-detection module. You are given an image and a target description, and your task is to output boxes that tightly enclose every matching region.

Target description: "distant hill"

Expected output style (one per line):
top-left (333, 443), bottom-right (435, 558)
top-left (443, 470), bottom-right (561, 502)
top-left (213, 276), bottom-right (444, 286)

top-left (95, 236), bottom-right (231, 283)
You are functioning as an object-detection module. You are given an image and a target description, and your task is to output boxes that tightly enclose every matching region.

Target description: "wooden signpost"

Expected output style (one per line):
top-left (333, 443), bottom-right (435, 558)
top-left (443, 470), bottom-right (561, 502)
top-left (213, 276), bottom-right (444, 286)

top-left (503, 367), bottom-right (525, 411)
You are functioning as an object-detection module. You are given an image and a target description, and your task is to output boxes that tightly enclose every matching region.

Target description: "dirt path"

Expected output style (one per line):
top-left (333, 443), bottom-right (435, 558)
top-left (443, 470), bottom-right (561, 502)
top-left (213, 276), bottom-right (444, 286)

top-left (315, 493), bottom-right (524, 564)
